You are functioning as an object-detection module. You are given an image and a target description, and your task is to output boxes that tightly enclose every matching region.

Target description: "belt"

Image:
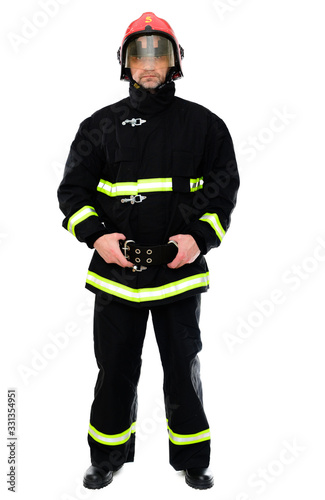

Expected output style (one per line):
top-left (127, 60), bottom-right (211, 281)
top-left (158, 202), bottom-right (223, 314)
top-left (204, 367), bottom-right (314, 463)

top-left (120, 240), bottom-right (178, 272)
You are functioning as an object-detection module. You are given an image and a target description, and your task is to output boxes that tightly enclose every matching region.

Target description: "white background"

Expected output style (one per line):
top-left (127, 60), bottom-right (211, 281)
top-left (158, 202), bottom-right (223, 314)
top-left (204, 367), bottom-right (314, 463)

top-left (1, 0), bottom-right (325, 498)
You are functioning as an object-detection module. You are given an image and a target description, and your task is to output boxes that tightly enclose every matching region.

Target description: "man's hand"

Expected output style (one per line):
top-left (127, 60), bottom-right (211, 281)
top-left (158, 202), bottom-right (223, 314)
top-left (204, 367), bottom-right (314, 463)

top-left (93, 233), bottom-right (134, 268)
top-left (167, 234), bottom-right (200, 269)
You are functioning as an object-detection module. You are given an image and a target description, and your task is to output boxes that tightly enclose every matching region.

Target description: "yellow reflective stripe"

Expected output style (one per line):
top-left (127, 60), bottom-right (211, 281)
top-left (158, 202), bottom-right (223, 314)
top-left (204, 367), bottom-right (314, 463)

top-left (167, 423), bottom-right (211, 445)
top-left (68, 206), bottom-right (98, 237)
top-left (88, 422), bottom-right (136, 446)
top-left (137, 178), bottom-right (173, 192)
top-left (97, 180), bottom-right (138, 196)
top-left (97, 177), bottom-right (204, 196)
top-left (86, 272), bottom-right (209, 303)
top-left (190, 177), bottom-right (204, 192)
top-left (97, 178), bottom-right (173, 196)
top-left (200, 212), bottom-right (225, 242)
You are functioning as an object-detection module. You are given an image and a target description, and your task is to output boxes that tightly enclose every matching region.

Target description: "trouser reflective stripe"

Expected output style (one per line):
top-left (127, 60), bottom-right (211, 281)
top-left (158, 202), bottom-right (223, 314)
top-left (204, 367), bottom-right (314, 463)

top-left (200, 212), bottom-right (226, 241)
top-left (167, 422), bottom-right (211, 445)
top-left (67, 206), bottom-right (98, 237)
top-left (88, 422), bottom-right (136, 446)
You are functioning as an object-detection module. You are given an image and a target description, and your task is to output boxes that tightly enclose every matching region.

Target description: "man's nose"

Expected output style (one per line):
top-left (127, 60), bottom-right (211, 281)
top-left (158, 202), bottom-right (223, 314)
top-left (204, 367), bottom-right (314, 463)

top-left (142, 57), bottom-right (156, 70)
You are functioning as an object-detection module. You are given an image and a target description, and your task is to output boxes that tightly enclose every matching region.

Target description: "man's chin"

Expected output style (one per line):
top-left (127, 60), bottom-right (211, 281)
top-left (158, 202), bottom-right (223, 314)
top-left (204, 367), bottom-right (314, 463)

top-left (140, 81), bottom-right (160, 89)
top-left (138, 76), bottom-right (165, 90)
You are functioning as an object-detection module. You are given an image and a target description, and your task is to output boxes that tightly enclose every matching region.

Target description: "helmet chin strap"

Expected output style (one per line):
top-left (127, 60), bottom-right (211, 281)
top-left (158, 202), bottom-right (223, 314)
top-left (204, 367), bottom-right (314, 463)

top-left (165, 67), bottom-right (177, 84)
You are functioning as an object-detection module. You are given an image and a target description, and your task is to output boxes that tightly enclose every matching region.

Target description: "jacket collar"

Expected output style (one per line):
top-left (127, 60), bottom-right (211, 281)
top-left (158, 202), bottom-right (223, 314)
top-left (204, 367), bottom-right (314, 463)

top-left (128, 81), bottom-right (176, 115)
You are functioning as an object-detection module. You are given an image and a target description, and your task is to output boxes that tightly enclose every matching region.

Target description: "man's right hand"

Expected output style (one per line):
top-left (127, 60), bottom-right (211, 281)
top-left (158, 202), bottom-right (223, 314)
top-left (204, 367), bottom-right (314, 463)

top-left (93, 233), bottom-right (134, 268)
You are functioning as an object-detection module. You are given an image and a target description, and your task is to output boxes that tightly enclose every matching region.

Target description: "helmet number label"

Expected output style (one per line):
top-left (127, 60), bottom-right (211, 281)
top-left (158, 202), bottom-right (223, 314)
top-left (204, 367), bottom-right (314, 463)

top-left (145, 16), bottom-right (152, 23)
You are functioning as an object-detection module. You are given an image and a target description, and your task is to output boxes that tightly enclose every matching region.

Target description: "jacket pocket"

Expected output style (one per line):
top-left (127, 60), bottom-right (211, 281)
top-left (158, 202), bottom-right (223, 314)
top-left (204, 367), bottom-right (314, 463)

top-left (172, 150), bottom-right (202, 192)
top-left (114, 147), bottom-right (139, 182)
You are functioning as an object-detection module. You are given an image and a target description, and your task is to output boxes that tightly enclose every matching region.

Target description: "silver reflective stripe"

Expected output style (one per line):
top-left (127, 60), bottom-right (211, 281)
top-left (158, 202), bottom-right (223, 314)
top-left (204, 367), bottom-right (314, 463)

top-left (97, 177), bottom-right (204, 196)
top-left (86, 272), bottom-right (209, 303)
top-left (97, 178), bottom-right (173, 197)
top-left (97, 180), bottom-right (139, 197)
top-left (199, 213), bottom-right (225, 242)
top-left (138, 179), bottom-right (173, 192)
top-left (68, 206), bottom-right (98, 237)
top-left (167, 424), bottom-right (211, 445)
top-left (190, 177), bottom-right (204, 192)
top-left (88, 422), bottom-right (136, 446)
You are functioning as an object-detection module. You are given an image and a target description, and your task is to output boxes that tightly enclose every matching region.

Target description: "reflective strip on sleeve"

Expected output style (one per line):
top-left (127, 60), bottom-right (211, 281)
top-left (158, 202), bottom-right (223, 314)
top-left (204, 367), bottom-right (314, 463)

top-left (67, 206), bottom-right (98, 237)
top-left (167, 423), bottom-right (211, 445)
top-left (88, 422), bottom-right (136, 446)
top-left (97, 177), bottom-right (204, 197)
top-left (199, 213), bottom-right (226, 242)
top-left (86, 272), bottom-right (209, 303)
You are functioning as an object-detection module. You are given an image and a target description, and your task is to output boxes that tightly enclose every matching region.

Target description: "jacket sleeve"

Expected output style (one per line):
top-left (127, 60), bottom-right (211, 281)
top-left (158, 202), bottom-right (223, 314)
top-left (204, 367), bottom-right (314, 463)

top-left (57, 116), bottom-right (114, 247)
top-left (185, 115), bottom-right (240, 255)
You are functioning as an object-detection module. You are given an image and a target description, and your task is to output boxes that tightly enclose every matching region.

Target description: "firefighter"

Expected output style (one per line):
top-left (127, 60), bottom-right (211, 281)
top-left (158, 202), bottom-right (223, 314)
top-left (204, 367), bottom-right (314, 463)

top-left (58, 12), bottom-right (239, 490)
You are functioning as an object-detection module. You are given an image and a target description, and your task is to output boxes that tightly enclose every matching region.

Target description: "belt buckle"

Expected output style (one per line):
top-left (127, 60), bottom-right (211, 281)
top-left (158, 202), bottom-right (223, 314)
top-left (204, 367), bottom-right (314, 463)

top-left (121, 239), bottom-right (135, 260)
top-left (122, 240), bottom-right (147, 272)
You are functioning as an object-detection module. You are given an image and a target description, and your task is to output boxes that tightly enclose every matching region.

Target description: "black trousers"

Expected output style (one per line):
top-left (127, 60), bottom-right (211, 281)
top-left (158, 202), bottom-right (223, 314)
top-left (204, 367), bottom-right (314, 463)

top-left (88, 293), bottom-right (211, 471)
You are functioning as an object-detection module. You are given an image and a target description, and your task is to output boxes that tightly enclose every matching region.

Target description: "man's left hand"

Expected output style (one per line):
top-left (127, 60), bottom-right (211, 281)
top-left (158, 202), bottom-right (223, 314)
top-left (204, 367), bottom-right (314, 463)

top-left (167, 234), bottom-right (200, 269)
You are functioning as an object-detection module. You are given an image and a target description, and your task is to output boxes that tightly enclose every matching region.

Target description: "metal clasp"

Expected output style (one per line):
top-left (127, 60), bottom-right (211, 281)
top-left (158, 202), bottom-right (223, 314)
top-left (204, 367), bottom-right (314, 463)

top-left (121, 239), bottom-right (135, 260)
top-left (121, 195), bottom-right (147, 204)
top-left (122, 118), bottom-right (147, 127)
top-left (132, 265), bottom-right (147, 272)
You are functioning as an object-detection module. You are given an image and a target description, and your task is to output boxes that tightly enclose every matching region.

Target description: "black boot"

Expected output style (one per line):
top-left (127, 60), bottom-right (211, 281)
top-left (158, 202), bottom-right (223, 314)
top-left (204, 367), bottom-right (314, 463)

top-left (83, 466), bottom-right (113, 489)
top-left (185, 467), bottom-right (214, 489)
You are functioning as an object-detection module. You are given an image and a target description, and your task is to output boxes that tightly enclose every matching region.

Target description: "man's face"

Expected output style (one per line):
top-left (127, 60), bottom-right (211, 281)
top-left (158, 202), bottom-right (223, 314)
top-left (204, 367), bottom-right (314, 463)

top-left (130, 60), bottom-right (168, 90)
top-left (127, 36), bottom-right (172, 90)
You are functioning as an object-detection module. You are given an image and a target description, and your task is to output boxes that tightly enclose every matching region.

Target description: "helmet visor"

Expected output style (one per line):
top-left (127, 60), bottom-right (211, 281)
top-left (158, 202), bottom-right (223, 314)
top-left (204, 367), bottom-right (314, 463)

top-left (125, 35), bottom-right (175, 69)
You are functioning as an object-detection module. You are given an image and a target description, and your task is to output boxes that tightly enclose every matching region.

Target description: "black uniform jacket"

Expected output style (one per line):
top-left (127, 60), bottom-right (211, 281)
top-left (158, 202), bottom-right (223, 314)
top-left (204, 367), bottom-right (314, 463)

top-left (58, 81), bottom-right (239, 307)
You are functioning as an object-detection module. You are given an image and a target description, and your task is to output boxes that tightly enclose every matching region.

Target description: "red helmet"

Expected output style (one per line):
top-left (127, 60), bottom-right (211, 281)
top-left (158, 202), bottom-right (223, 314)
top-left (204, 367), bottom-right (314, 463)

top-left (117, 12), bottom-right (184, 82)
